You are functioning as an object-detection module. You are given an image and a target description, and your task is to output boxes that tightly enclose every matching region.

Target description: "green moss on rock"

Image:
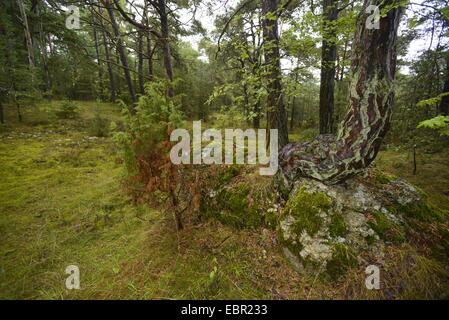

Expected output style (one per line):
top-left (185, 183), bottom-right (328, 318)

top-left (398, 202), bottom-right (444, 223)
top-left (374, 171), bottom-right (396, 184)
top-left (329, 214), bottom-right (348, 238)
top-left (202, 183), bottom-right (265, 229)
top-left (367, 211), bottom-right (405, 243)
top-left (282, 187), bottom-right (332, 237)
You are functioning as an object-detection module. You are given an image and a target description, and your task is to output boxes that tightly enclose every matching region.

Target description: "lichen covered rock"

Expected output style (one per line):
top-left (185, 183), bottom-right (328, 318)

top-left (277, 169), bottom-right (445, 278)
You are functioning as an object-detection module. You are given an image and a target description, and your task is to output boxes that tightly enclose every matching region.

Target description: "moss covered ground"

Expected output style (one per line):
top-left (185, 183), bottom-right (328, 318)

top-left (1, 101), bottom-right (448, 299)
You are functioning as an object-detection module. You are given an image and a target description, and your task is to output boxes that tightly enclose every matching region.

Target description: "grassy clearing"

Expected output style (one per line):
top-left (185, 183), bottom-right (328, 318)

top-left (375, 147), bottom-right (449, 210)
top-left (0, 101), bottom-right (448, 299)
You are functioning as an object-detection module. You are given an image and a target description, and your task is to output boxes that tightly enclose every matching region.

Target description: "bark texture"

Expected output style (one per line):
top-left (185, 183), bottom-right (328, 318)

top-left (279, 0), bottom-right (402, 188)
top-left (0, 100), bottom-right (4, 124)
top-left (102, 29), bottom-right (117, 102)
top-left (103, 0), bottom-right (137, 106)
top-left (137, 29), bottom-right (145, 95)
top-left (319, 0), bottom-right (338, 134)
top-left (261, 0), bottom-right (289, 148)
top-left (157, 0), bottom-right (175, 97)
top-left (16, 0), bottom-right (35, 69)
top-left (438, 53), bottom-right (449, 116)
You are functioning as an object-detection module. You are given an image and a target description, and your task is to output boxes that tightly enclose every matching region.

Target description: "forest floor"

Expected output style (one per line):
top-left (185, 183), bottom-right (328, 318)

top-left (1, 101), bottom-right (448, 299)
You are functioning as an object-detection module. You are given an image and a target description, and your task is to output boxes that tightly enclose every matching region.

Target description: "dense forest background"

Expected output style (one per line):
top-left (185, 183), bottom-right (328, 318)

top-left (1, 0), bottom-right (449, 299)
top-left (1, 0), bottom-right (448, 137)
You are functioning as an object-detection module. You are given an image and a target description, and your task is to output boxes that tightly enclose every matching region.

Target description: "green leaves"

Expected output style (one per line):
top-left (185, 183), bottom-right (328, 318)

top-left (417, 115), bottom-right (449, 136)
top-left (416, 92), bottom-right (449, 108)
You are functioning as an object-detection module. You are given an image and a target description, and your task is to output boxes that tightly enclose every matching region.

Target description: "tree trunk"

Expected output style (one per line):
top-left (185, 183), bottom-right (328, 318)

top-left (0, 100), bottom-right (4, 124)
top-left (37, 3), bottom-right (51, 96)
top-left (104, 1), bottom-right (137, 107)
top-left (290, 68), bottom-right (300, 131)
top-left (157, 0), bottom-right (174, 97)
top-left (261, 0), bottom-right (289, 148)
top-left (147, 34), bottom-right (154, 80)
top-left (137, 29), bottom-right (145, 95)
top-left (290, 98), bottom-right (296, 131)
top-left (253, 101), bottom-right (261, 128)
top-left (279, 0), bottom-right (402, 188)
top-left (438, 53), bottom-right (449, 115)
top-left (91, 11), bottom-right (104, 100)
top-left (144, 2), bottom-right (154, 81)
top-left (16, 0), bottom-right (35, 69)
top-left (102, 32), bottom-right (117, 102)
top-left (319, 0), bottom-right (338, 134)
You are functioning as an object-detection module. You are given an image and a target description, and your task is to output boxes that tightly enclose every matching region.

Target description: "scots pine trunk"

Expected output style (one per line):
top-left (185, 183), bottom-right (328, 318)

top-left (319, 0), bottom-right (338, 134)
top-left (261, 0), bottom-right (289, 148)
top-left (0, 100), bottom-right (4, 124)
top-left (438, 53), bottom-right (449, 116)
top-left (16, 0), bottom-right (35, 69)
top-left (37, 3), bottom-right (51, 95)
top-left (103, 0), bottom-right (137, 106)
top-left (98, 13), bottom-right (117, 102)
top-left (279, 0), bottom-right (402, 187)
top-left (137, 29), bottom-right (145, 95)
top-left (144, 2), bottom-right (154, 81)
top-left (157, 0), bottom-right (174, 97)
top-left (102, 31), bottom-right (117, 102)
top-left (91, 11), bottom-right (104, 99)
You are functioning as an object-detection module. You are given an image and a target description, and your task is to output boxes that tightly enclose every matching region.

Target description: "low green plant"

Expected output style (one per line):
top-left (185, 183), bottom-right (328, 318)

top-left (89, 111), bottom-right (109, 137)
top-left (56, 100), bottom-right (78, 119)
top-left (417, 115), bottom-right (449, 136)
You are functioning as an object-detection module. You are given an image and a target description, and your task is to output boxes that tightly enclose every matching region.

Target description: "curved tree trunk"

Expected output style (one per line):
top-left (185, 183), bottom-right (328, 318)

top-left (279, 0), bottom-right (402, 188)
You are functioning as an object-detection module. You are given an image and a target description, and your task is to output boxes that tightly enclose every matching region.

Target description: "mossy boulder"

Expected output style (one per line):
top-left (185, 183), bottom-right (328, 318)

top-left (200, 166), bottom-right (278, 229)
top-left (277, 169), bottom-right (446, 278)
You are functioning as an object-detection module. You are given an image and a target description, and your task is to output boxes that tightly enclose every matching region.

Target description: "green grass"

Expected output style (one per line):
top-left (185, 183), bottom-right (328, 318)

top-left (0, 101), bottom-right (290, 299)
top-left (0, 101), bottom-right (448, 299)
top-left (375, 148), bottom-right (449, 210)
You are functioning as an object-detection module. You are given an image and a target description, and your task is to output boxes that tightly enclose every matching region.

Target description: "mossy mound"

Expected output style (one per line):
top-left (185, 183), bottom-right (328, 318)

top-left (200, 166), bottom-right (278, 229)
top-left (278, 169), bottom-right (447, 279)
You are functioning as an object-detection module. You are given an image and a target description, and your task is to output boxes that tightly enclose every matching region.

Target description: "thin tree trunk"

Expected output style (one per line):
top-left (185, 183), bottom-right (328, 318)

top-left (13, 92), bottom-right (22, 122)
top-left (144, 2), bottom-right (154, 80)
top-left (137, 29), bottom-right (145, 95)
top-left (290, 98), bottom-right (296, 131)
top-left (101, 30), bottom-right (117, 102)
top-left (253, 101), bottom-right (261, 128)
top-left (279, 0), bottom-right (402, 187)
top-left (261, 0), bottom-right (289, 148)
top-left (147, 34), bottom-right (154, 80)
top-left (157, 0), bottom-right (174, 97)
top-left (438, 53), bottom-right (449, 115)
top-left (4, 18), bottom-right (23, 122)
top-left (91, 12), bottom-right (104, 100)
top-left (0, 100), bottom-right (4, 124)
top-left (339, 36), bottom-right (349, 81)
top-left (104, 1), bottom-right (137, 107)
top-left (290, 68), bottom-right (300, 131)
top-left (37, 3), bottom-right (51, 96)
top-left (319, 0), bottom-right (338, 134)
top-left (16, 0), bottom-right (35, 69)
